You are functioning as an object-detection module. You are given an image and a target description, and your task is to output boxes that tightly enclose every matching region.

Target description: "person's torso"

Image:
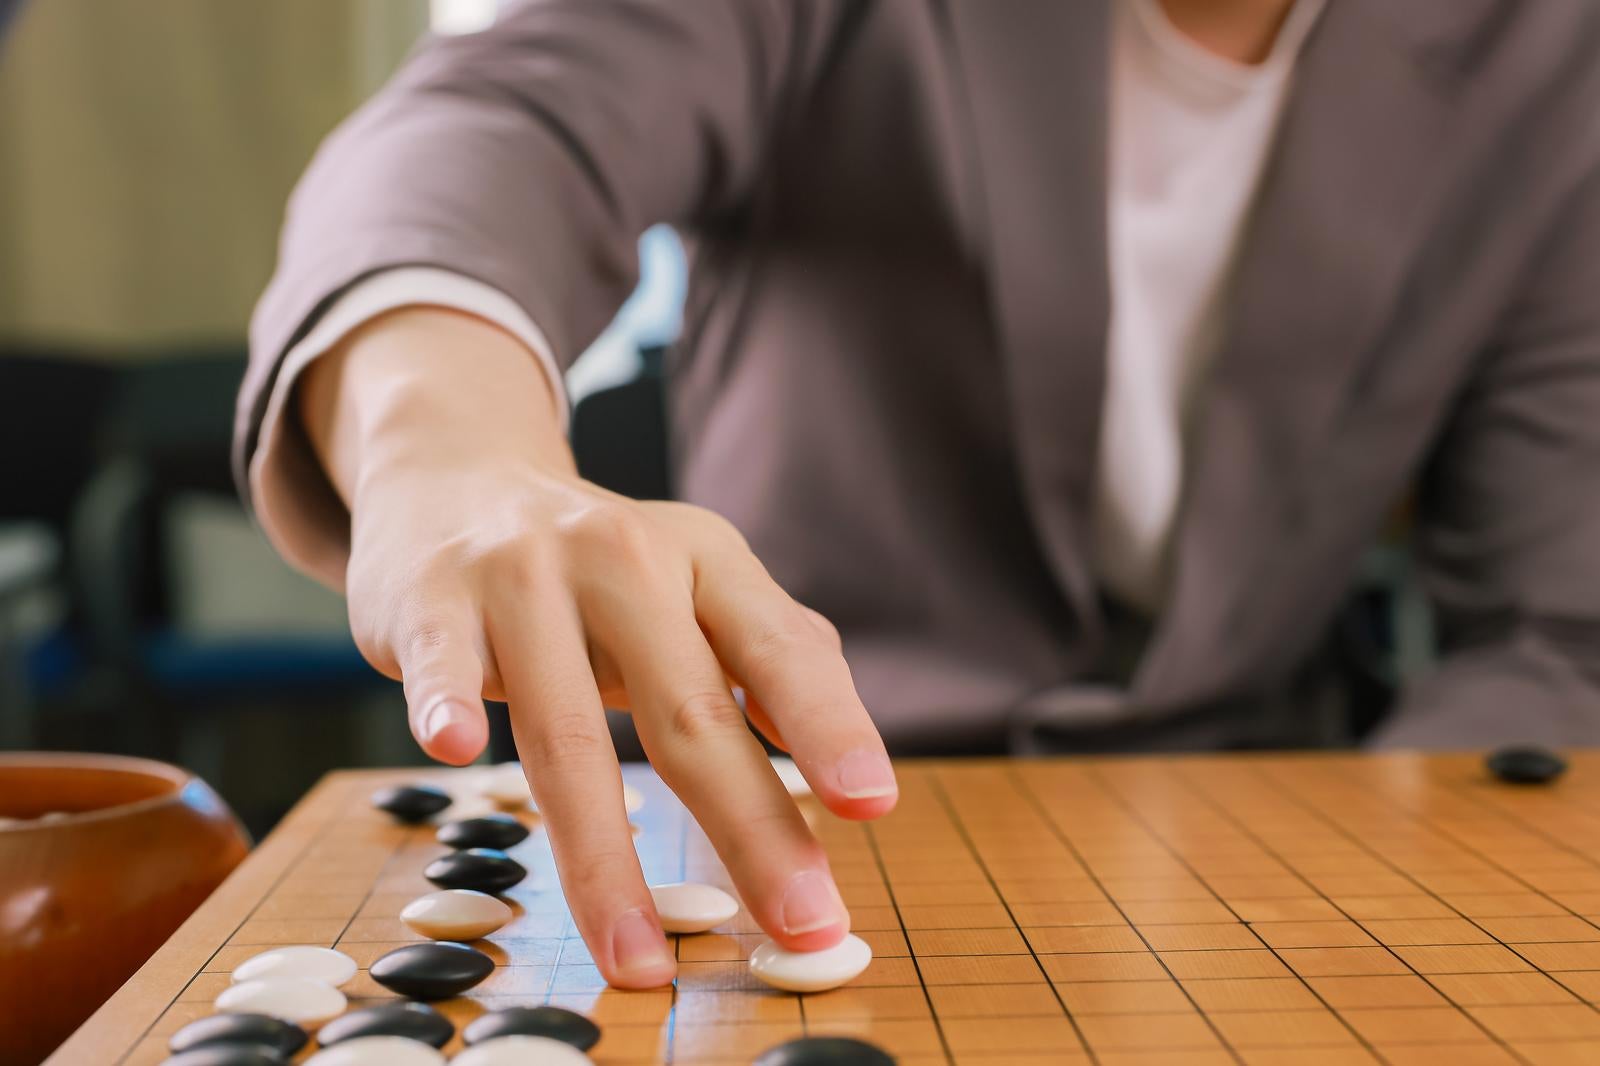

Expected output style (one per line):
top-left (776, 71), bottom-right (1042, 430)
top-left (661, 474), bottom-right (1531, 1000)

top-left (665, 0), bottom-right (1600, 750)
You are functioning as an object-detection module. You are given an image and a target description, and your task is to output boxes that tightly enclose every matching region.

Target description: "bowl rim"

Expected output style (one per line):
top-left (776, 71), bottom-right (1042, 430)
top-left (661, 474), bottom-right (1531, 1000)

top-left (0, 752), bottom-right (198, 831)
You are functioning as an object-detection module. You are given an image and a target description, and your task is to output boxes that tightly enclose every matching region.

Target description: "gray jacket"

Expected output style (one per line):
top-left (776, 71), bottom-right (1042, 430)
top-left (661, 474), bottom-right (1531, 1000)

top-left (239, 0), bottom-right (1600, 752)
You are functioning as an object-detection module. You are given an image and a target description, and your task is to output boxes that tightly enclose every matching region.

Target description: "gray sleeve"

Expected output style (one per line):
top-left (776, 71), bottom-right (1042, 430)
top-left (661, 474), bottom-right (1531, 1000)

top-left (235, 0), bottom-right (845, 503)
top-left (1375, 162), bottom-right (1600, 748)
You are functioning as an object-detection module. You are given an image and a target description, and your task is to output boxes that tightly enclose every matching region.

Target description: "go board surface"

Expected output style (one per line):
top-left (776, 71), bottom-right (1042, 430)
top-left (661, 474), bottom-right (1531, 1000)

top-left (49, 752), bottom-right (1600, 1065)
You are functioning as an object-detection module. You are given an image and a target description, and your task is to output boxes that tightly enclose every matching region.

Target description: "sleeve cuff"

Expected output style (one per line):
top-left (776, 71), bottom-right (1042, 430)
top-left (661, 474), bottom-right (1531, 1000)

top-left (247, 266), bottom-right (570, 590)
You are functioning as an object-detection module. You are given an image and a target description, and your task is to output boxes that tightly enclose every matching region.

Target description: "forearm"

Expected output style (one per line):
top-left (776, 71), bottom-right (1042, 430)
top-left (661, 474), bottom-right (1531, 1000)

top-left (299, 306), bottom-right (577, 507)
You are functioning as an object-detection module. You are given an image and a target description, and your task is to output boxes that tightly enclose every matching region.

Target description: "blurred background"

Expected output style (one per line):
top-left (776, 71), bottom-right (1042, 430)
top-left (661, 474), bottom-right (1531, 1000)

top-left (0, 0), bottom-right (1441, 839)
top-left (0, 0), bottom-right (690, 836)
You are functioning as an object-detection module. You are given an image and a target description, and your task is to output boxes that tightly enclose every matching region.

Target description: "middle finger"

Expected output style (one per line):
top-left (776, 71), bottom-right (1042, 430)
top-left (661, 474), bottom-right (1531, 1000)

top-left (587, 582), bottom-right (850, 951)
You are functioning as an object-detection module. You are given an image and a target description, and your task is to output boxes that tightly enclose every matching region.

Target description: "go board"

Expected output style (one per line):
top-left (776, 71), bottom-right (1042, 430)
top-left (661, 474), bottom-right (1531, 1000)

top-left (49, 752), bottom-right (1600, 1065)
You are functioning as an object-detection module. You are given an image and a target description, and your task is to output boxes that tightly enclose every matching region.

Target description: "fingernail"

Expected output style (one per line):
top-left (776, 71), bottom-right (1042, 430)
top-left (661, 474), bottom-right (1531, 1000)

top-left (611, 908), bottom-right (674, 976)
top-left (836, 748), bottom-right (897, 800)
top-left (419, 700), bottom-right (472, 746)
top-left (781, 869), bottom-right (847, 936)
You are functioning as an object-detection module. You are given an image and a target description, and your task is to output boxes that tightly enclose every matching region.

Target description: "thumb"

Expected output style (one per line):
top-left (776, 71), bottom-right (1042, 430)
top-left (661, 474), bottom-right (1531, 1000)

top-left (398, 620), bottom-right (490, 765)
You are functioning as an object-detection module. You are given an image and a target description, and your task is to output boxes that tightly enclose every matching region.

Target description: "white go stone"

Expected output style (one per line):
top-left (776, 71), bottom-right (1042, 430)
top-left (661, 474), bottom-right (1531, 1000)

top-left (749, 933), bottom-right (872, 993)
top-left (401, 889), bottom-right (513, 941)
top-left (483, 763), bottom-right (534, 808)
top-left (650, 882), bottom-right (739, 933)
top-left (305, 1035), bottom-right (447, 1066)
top-left (487, 761), bottom-right (640, 817)
top-left (231, 945), bottom-right (356, 987)
top-left (215, 977), bottom-right (346, 1028)
top-left (453, 1035), bottom-right (593, 1065)
top-left (770, 756), bottom-right (812, 798)
top-left (436, 793), bottom-right (502, 824)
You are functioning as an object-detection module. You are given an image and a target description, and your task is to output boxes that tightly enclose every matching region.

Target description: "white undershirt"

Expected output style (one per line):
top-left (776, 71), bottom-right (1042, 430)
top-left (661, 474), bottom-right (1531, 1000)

top-left (1094, 0), bottom-right (1322, 610)
top-left (250, 0), bottom-right (1323, 608)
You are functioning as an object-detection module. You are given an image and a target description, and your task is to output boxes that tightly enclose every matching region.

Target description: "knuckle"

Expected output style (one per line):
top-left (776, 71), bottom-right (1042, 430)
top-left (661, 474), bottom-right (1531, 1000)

top-left (738, 806), bottom-right (807, 841)
top-left (664, 688), bottom-right (745, 743)
top-left (687, 506), bottom-right (750, 551)
top-left (522, 711), bottom-right (608, 769)
top-left (398, 614), bottom-right (461, 669)
top-left (803, 607), bottom-right (843, 650)
top-left (470, 531), bottom-right (552, 587)
top-left (743, 614), bottom-right (826, 678)
top-left (560, 846), bottom-right (640, 901)
top-left (557, 501), bottom-right (654, 563)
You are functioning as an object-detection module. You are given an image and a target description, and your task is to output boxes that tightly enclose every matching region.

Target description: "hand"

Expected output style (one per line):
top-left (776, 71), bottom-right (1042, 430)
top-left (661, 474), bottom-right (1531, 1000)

top-left (303, 308), bottom-right (898, 988)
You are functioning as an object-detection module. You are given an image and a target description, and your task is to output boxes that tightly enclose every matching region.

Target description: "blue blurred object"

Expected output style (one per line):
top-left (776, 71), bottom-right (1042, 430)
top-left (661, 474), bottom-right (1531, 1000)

top-left (567, 225), bottom-right (686, 402)
top-left (137, 632), bottom-right (369, 693)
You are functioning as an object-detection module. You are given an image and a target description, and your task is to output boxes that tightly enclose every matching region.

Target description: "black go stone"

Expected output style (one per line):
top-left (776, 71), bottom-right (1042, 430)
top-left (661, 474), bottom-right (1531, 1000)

top-left (755, 1036), bottom-right (897, 1066)
top-left (369, 941), bottom-right (495, 1000)
top-left (462, 1005), bottom-right (601, 1051)
top-left (1487, 746), bottom-right (1568, 785)
top-left (436, 813), bottom-right (530, 851)
top-left (424, 847), bottom-right (527, 893)
top-left (161, 1046), bottom-right (286, 1066)
top-left (168, 1013), bottom-right (307, 1058)
top-left (316, 1001), bottom-right (455, 1048)
top-left (371, 783), bottom-right (453, 823)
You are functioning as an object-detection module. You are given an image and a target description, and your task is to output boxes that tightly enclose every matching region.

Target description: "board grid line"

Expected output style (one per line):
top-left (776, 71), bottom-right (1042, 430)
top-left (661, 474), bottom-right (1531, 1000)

top-left (77, 754), bottom-right (1600, 1066)
top-left (1080, 762), bottom-right (1388, 1063)
top-left (1215, 758), bottom-right (1600, 1061)
top-left (1006, 763), bottom-right (1252, 1064)
top-left (926, 766), bottom-right (1102, 1063)
top-left (860, 783), bottom-right (957, 1064)
top-left (1148, 760), bottom-right (1496, 1061)
top-left (1189, 760), bottom-right (1539, 1060)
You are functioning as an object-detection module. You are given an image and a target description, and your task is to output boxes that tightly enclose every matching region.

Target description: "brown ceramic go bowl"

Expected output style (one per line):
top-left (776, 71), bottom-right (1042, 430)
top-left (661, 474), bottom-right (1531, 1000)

top-left (0, 752), bottom-right (250, 1065)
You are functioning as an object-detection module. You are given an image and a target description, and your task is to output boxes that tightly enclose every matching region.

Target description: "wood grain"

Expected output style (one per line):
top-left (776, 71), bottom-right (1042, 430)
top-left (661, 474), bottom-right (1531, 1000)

top-left (46, 751), bottom-right (1600, 1065)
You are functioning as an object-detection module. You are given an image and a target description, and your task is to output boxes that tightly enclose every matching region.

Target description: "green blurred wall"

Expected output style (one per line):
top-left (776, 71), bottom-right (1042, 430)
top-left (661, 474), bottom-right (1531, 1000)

top-left (0, 0), bottom-right (427, 354)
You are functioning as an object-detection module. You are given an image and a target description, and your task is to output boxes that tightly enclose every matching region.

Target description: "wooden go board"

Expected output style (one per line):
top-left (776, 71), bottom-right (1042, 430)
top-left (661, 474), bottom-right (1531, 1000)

top-left (50, 752), bottom-right (1600, 1065)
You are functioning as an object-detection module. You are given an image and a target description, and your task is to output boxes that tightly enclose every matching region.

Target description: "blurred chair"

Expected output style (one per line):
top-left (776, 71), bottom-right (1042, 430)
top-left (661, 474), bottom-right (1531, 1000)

top-left (69, 352), bottom-right (385, 770)
top-left (1336, 532), bottom-right (1437, 739)
top-left (0, 352), bottom-right (122, 750)
top-left (0, 0), bottom-right (21, 44)
top-left (571, 345), bottom-right (671, 501)
top-left (0, 522), bottom-right (59, 749)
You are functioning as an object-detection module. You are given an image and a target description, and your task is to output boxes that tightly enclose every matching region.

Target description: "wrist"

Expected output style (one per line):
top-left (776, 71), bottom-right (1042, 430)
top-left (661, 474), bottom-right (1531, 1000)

top-left (303, 307), bottom-right (576, 499)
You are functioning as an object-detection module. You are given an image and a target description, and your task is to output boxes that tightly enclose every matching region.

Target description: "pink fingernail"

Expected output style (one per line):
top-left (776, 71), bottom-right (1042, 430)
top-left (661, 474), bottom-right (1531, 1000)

top-left (781, 870), bottom-right (847, 936)
top-left (419, 700), bottom-right (473, 746)
top-left (836, 748), bottom-right (897, 800)
top-left (611, 908), bottom-right (673, 976)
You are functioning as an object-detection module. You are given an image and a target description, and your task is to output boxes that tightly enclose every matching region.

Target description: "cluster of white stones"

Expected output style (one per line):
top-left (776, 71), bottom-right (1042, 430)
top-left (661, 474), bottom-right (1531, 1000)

top-left (182, 756), bottom-right (872, 1063)
top-left (473, 762), bottom-right (642, 817)
top-left (214, 945), bottom-right (355, 1030)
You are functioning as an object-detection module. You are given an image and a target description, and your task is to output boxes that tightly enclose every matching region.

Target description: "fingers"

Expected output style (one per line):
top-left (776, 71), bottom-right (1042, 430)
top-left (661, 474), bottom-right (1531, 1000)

top-left (696, 554), bottom-right (897, 820)
top-left (487, 588), bottom-right (675, 989)
top-left (741, 690), bottom-right (788, 752)
top-left (589, 579), bottom-right (850, 953)
top-left (391, 609), bottom-right (491, 766)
